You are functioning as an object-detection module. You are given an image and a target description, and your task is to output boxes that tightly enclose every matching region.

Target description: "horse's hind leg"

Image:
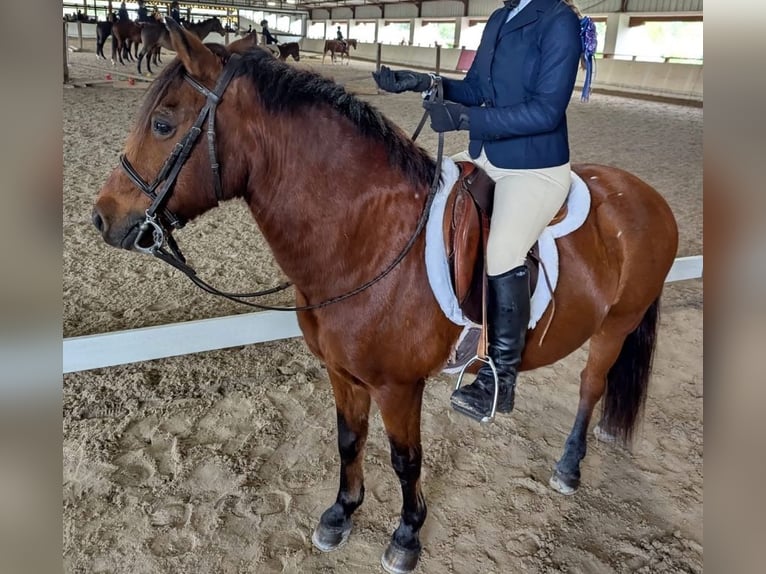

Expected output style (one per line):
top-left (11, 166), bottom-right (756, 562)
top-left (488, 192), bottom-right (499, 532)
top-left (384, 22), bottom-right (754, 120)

top-left (136, 47), bottom-right (145, 74)
top-left (550, 302), bottom-right (658, 495)
top-left (549, 330), bottom-right (624, 495)
top-left (375, 379), bottom-right (427, 574)
top-left (312, 368), bottom-right (371, 552)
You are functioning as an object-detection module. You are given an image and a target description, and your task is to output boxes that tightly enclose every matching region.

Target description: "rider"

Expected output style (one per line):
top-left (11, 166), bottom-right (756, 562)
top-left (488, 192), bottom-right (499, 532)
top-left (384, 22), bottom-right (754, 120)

top-left (336, 25), bottom-right (347, 50)
top-left (117, 2), bottom-right (130, 22)
top-left (373, 0), bottom-right (584, 421)
top-left (260, 19), bottom-right (278, 45)
top-left (170, 1), bottom-right (183, 25)
top-left (136, 0), bottom-right (152, 23)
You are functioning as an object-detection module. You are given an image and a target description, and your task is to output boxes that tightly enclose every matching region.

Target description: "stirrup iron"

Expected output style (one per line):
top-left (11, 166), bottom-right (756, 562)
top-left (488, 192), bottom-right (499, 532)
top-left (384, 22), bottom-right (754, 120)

top-left (452, 355), bottom-right (499, 424)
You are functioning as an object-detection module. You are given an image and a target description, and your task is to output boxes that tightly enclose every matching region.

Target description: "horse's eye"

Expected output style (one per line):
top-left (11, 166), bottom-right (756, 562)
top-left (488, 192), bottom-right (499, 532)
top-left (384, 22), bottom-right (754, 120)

top-left (152, 119), bottom-right (173, 136)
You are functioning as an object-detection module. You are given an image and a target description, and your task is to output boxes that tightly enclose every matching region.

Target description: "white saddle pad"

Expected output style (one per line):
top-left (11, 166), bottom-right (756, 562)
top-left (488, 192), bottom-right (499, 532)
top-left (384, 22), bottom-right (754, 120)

top-left (424, 158), bottom-right (591, 331)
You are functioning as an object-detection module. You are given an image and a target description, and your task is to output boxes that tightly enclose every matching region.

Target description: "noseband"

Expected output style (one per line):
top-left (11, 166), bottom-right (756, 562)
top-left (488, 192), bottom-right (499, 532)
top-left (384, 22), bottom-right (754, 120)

top-left (115, 54), bottom-right (445, 312)
top-left (120, 53), bottom-right (243, 256)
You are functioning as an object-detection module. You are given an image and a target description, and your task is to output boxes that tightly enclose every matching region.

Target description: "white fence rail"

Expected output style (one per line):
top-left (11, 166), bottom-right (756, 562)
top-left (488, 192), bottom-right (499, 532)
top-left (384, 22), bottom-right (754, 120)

top-left (63, 255), bottom-right (702, 374)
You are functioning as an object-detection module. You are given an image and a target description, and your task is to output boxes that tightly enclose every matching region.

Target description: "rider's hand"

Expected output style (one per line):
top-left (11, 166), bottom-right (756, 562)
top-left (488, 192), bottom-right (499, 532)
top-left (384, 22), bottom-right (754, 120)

top-left (422, 100), bottom-right (470, 133)
top-left (372, 66), bottom-right (433, 93)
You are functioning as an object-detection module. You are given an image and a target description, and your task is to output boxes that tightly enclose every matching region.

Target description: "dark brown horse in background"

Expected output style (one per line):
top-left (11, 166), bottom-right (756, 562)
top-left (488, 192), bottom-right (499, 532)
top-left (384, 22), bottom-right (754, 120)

top-left (225, 34), bottom-right (293, 61)
top-left (137, 16), bottom-right (225, 74)
top-left (92, 22), bottom-right (679, 574)
top-left (110, 19), bottom-right (142, 65)
top-left (278, 41), bottom-right (300, 62)
top-left (95, 15), bottom-right (114, 60)
top-left (322, 38), bottom-right (356, 64)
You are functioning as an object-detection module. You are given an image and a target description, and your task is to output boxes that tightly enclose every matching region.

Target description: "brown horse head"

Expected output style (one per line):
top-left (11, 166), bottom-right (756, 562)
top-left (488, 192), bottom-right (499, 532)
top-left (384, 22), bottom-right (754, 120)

top-left (93, 20), bottom-right (231, 249)
top-left (94, 18), bottom-right (434, 278)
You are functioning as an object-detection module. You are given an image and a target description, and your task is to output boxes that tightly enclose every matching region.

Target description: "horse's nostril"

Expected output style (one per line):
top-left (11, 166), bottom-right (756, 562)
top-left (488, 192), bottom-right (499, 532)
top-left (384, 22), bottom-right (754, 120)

top-left (92, 209), bottom-right (104, 233)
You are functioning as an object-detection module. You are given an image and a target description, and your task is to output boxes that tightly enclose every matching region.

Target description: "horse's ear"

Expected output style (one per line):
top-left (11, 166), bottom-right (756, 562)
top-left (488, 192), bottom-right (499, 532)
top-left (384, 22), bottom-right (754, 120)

top-left (164, 16), bottom-right (221, 82)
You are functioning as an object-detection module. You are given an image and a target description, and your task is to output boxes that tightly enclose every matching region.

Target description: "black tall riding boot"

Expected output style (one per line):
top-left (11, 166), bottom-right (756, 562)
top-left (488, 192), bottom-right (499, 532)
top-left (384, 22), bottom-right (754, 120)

top-left (450, 265), bottom-right (530, 421)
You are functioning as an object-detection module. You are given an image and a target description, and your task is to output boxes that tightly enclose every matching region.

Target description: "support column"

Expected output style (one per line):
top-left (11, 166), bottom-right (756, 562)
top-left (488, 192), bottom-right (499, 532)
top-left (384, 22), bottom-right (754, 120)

top-left (455, 16), bottom-right (472, 49)
top-left (603, 12), bottom-right (630, 58)
top-left (63, 20), bottom-right (69, 84)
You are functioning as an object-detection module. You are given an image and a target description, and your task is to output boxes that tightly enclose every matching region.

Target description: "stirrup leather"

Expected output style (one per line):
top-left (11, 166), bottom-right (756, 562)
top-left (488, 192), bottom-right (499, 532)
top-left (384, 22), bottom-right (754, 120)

top-left (451, 355), bottom-right (500, 424)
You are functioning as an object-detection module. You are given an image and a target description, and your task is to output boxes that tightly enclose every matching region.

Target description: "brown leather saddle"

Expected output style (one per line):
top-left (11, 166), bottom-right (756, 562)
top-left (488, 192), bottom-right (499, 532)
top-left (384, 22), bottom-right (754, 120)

top-left (443, 162), bottom-right (569, 325)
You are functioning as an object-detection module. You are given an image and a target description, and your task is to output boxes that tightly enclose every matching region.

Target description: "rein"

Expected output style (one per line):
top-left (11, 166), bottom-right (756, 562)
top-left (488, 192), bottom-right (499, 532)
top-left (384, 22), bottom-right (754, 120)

top-left (120, 57), bottom-right (444, 312)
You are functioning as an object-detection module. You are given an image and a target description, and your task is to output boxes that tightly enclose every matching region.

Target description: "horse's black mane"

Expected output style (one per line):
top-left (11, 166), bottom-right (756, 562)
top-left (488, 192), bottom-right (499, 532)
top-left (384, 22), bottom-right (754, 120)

top-left (139, 46), bottom-right (436, 190)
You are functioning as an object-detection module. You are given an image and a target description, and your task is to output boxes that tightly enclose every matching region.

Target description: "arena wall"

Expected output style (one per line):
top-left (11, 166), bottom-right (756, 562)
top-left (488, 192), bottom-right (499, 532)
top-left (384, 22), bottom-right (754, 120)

top-left (66, 23), bottom-right (702, 102)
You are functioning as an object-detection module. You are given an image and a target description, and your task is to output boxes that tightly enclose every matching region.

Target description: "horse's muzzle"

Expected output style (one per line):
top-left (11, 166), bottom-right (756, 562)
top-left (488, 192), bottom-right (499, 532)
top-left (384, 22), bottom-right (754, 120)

top-left (91, 205), bottom-right (145, 251)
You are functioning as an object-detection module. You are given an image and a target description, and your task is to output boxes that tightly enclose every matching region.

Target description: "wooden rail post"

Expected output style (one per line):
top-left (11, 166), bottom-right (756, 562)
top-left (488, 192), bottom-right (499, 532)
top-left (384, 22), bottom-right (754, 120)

top-left (435, 43), bottom-right (441, 75)
top-left (63, 20), bottom-right (70, 83)
top-left (77, 20), bottom-right (83, 51)
top-left (376, 42), bottom-right (382, 72)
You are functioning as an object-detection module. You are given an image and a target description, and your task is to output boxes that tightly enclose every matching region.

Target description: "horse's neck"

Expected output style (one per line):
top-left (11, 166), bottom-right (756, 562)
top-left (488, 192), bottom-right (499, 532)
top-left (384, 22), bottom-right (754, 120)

top-left (195, 19), bottom-right (216, 38)
top-left (237, 110), bottom-right (423, 294)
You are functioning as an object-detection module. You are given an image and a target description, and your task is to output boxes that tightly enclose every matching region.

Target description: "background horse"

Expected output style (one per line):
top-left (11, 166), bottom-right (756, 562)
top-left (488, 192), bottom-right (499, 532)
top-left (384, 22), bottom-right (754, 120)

top-left (278, 41), bottom-right (300, 62)
top-left (322, 38), bottom-right (356, 64)
top-left (226, 30), bottom-right (258, 53)
top-left (95, 17), bottom-right (113, 60)
top-left (110, 19), bottom-right (142, 65)
top-left (92, 23), bottom-right (679, 574)
top-left (137, 17), bottom-right (225, 74)
top-left (186, 16), bottom-right (226, 40)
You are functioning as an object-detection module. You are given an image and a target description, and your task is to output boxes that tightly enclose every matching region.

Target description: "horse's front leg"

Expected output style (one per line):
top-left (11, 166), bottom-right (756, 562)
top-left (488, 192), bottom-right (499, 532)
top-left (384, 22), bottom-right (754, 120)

top-left (312, 368), bottom-right (370, 552)
top-left (375, 379), bottom-right (427, 574)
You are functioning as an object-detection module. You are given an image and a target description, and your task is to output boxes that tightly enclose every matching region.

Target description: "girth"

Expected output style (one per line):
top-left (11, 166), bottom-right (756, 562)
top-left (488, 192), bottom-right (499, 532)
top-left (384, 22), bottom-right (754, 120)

top-left (443, 161), bottom-right (567, 325)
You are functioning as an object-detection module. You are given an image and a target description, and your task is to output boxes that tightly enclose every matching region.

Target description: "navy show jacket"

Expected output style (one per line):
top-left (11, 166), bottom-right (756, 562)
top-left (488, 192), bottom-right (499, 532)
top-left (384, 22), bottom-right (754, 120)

top-left (443, 0), bottom-right (582, 169)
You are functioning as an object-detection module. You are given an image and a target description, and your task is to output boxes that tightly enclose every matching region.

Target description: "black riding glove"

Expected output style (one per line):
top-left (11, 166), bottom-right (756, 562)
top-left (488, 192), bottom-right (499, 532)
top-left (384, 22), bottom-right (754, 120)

top-left (372, 65), bottom-right (433, 93)
top-left (423, 100), bottom-right (470, 133)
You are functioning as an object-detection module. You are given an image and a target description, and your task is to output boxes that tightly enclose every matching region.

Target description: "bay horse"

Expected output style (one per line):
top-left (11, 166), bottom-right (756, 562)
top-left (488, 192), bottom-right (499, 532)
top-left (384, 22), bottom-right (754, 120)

top-left (137, 16), bottom-right (225, 75)
top-left (110, 19), bottom-right (142, 65)
top-left (91, 22), bottom-right (678, 574)
top-left (323, 38), bottom-right (356, 64)
top-left (278, 41), bottom-right (300, 62)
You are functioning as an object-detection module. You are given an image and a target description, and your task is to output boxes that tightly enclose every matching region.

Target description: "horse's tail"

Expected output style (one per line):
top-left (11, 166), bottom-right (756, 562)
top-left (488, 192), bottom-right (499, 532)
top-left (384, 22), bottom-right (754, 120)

top-left (601, 297), bottom-right (660, 444)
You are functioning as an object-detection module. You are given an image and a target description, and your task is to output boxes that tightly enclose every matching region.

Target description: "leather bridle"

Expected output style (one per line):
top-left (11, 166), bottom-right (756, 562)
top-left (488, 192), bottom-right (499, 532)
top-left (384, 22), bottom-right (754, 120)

top-left (117, 53), bottom-right (445, 312)
top-left (120, 53), bottom-right (242, 258)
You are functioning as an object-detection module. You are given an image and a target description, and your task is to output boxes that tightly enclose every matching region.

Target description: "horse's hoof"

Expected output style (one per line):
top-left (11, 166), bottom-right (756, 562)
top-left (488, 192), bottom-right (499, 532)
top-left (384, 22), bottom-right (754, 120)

top-left (311, 521), bottom-right (352, 552)
top-left (549, 470), bottom-right (579, 496)
top-left (381, 542), bottom-right (420, 574)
